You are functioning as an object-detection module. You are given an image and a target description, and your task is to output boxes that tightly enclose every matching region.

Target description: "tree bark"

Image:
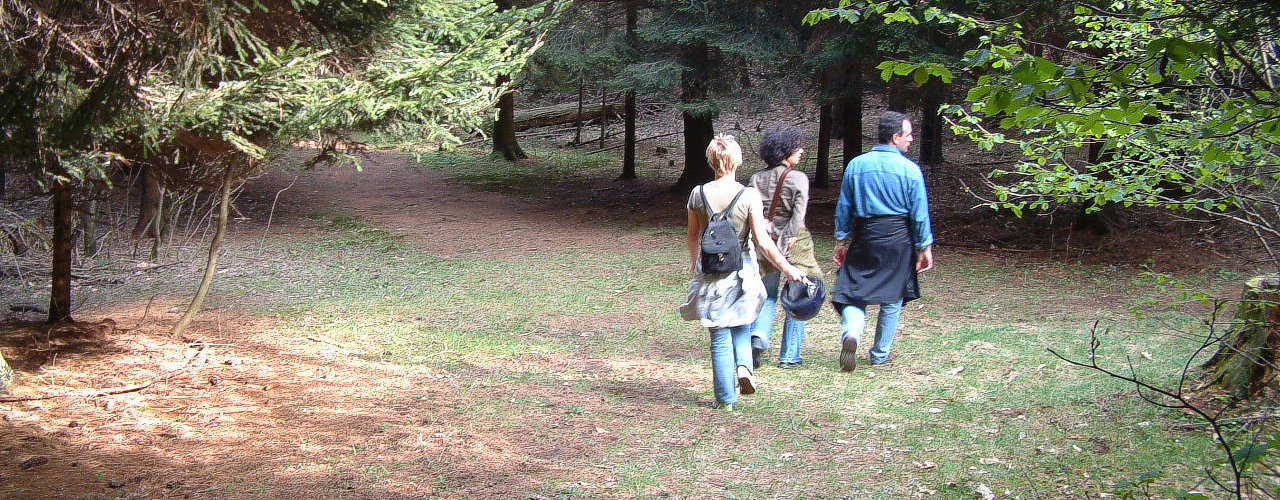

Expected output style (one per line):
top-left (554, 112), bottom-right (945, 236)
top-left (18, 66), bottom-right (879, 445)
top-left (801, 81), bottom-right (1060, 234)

top-left (48, 178), bottom-right (74, 323)
top-left (1074, 141), bottom-right (1120, 235)
top-left (491, 0), bottom-right (527, 161)
top-left (618, 0), bottom-right (639, 181)
top-left (839, 63), bottom-right (864, 168)
top-left (81, 199), bottom-right (98, 258)
top-left (133, 164), bottom-right (162, 239)
top-left (919, 78), bottom-right (945, 169)
top-left (815, 102), bottom-right (833, 189)
top-left (1201, 274), bottom-right (1280, 399)
top-left (492, 74), bottom-right (528, 161)
top-left (885, 78), bottom-right (910, 113)
top-left (672, 41), bottom-right (716, 193)
top-left (515, 101), bottom-right (614, 130)
top-left (574, 72), bottom-right (585, 145)
top-left (171, 169), bottom-right (233, 338)
top-left (598, 85), bottom-right (607, 147)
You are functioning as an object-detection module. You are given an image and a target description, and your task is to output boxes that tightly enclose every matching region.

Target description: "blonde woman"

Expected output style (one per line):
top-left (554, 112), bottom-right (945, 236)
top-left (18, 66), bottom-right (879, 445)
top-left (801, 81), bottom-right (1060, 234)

top-left (679, 135), bottom-right (805, 411)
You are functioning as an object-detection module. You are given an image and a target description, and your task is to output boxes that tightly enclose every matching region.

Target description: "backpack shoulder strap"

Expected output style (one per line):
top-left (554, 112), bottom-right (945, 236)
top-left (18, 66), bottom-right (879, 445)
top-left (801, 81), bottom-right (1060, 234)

top-left (718, 186), bottom-right (747, 220)
top-left (698, 184), bottom-right (714, 218)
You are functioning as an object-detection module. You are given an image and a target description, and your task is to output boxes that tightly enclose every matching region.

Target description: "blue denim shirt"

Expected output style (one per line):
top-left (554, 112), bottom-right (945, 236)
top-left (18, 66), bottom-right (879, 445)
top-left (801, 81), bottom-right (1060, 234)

top-left (834, 144), bottom-right (934, 249)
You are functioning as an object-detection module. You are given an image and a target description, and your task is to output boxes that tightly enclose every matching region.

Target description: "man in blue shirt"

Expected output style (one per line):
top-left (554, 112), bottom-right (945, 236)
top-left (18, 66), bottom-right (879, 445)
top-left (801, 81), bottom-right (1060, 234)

top-left (831, 111), bottom-right (934, 371)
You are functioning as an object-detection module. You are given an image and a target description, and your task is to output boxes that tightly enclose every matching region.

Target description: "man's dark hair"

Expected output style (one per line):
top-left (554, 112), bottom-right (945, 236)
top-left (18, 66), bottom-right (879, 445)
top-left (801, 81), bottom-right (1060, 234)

top-left (758, 124), bottom-right (803, 167)
top-left (877, 111), bottom-right (910, 144)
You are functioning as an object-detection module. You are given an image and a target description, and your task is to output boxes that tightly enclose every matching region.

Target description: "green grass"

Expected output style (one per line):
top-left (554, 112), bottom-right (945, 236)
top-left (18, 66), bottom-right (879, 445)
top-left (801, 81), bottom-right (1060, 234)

top-left (209, 154), bottom-right (1241, 497)
top-left (7, 146), bottom-right (1257, 498)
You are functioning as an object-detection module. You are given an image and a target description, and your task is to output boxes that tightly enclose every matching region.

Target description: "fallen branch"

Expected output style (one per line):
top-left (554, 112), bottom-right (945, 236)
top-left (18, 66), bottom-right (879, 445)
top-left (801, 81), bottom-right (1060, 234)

top-left (588, 131), bottom-right (681, 154)
top-left (0, 343), bottom-right (209, 402)
top-left (306, 335), bottom-right (356, 353)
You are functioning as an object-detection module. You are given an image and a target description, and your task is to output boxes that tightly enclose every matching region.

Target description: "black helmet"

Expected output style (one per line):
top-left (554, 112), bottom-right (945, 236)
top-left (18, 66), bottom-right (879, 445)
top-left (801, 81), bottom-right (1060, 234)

top-left (781, 276), bottom-right (825, 321)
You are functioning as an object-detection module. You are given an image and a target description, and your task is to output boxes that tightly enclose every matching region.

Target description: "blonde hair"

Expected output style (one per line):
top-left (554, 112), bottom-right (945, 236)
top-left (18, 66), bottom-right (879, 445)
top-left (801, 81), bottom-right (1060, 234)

top-left (705, 134), bottom-right (742, 177)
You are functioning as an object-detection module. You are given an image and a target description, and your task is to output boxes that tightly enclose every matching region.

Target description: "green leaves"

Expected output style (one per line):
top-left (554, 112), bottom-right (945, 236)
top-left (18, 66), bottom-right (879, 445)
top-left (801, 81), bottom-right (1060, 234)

top-left (876, 60), bottom-right (954, 84)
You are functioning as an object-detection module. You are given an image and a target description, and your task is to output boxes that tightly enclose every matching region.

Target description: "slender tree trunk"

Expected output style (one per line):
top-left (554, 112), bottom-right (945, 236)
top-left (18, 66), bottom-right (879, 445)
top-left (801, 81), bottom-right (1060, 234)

top-left (1201, 274), bottom-right (1280, 399)
top-left (133, 164), bottom-right (162, 239)
top-left (81, 199), bottom-right (98, 258)
top-left (171, 169), bottom-right (233, 338)
top-left (672, 41), bottom-right (716, 193)
top-left (618, 0), bottom-right (639, 180)
top-left (919, 78), bottom-right (946, 169)
top-left (815, 102), bottom-right (833, 189)
top-left (48, 178), bottom-right (74, 323)
top-left (598, 85), bottom-right (607, 147)
top-left (574, 72), bottom-right (585, 145)
top-left (840, 62), bottom-right (864, 167)
top-left (0, 158), bottom-right (6, 199)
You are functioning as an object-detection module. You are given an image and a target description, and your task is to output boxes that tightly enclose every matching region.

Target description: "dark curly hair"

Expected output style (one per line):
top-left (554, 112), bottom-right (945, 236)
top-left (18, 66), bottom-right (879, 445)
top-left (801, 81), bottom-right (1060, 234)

top-left (758, 124), bottom-right (803, 167)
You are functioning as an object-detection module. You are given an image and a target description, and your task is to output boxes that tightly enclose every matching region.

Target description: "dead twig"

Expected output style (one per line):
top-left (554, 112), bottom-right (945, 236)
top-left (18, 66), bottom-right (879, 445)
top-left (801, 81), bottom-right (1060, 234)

top-left (306, 335), bottom-right (355, 353)
top-left (0, 343), bottom-right (209, 402)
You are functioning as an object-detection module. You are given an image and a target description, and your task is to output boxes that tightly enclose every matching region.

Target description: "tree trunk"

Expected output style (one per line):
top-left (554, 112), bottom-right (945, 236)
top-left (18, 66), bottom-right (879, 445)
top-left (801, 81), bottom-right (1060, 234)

top-left (671, 42), bottom-right (716, 193)
top-left (171, 169), bottom-right (233, 338)
top-left (815, 102), bottom-right (833, 189)
top-left (673, 111), bottom-right (716, 193)
top-left (1075, 141), bottom-right (1120, 235)
top-left (48, 179), bottom-right (74, 323)
top-left (839, 63), bottom-right (864, 167)
top-left (1201, 274), bottom-right (1280, 399)
top-left (0, 158), bottom-right (6, 199)
top-left (492, 75), bottom-right (527, 161)
top-left (620, 89), bottom-right (637, 180)
top-left (81, 199), bottom-right (98, 258)
top-left (491, 0), bottom-right (526, 161)
top-left (919, 78), bottom-right (945, 169)
top-left (618, 0), bottom-right (639, 181)
top-left (885, 78), bottom-right (910, 113)
top-left (574, 72), bottom-right (585, 145)
top-left (515, 101), bottom-right (614, 130)
top-left (598, 85), bottom-right (607, 147)
top-left (133, 164), bottom-right (162, 239)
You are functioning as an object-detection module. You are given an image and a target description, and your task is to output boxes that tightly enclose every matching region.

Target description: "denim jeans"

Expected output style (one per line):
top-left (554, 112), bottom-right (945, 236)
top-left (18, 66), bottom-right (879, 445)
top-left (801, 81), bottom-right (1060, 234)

top-left (709, 324), bottom-right (752, 405)
top-left (839, 300), bottom-right (903, 364)
top-left (751, 272), bottom-right (807, 364)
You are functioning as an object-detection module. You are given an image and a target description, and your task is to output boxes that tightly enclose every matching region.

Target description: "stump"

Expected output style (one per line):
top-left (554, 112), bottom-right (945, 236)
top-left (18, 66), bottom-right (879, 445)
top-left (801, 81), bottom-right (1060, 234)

top-left (1201, 274), bottom-right (1280, 399)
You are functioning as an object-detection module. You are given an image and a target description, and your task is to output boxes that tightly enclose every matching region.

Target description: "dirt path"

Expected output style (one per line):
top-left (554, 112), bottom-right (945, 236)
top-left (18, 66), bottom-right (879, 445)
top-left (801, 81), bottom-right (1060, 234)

top-left (248, 151), bottom-right (678, 257)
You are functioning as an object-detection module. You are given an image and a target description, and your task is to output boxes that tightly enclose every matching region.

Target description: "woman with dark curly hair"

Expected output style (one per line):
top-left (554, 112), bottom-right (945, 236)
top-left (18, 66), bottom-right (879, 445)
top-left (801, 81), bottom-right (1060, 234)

top-left (747, 124), bottom-right (824, 369)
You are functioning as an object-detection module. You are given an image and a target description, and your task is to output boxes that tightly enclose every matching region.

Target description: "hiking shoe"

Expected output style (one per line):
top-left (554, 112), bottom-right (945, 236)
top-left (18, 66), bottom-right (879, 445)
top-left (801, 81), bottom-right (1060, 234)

top-left (736, 365), bottom-right (756, 395)
top-left (840, 336), bottom-right (859, 372)
top-left (751, 336), bottom-right (767, 369)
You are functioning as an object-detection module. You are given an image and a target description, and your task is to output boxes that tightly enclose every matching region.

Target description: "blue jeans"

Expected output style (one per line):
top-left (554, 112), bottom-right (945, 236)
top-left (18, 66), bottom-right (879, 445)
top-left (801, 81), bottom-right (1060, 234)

top-left (751, 272), bottom-right (807, 364)
top-left (709, 324), bottom-right (752, 405)
top-left (839, 300), bottom-right (902, 364)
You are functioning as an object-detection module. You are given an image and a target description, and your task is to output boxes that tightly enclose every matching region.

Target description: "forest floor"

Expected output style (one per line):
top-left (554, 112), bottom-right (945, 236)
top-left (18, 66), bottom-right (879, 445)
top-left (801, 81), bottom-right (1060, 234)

top-left (0, 107), bottom-right (1265, 498)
